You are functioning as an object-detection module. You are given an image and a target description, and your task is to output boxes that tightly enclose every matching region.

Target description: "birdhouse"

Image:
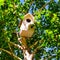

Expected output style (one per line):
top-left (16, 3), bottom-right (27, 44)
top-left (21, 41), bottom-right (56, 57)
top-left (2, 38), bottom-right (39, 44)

top-left (19, 13), bottom-right (35, 37)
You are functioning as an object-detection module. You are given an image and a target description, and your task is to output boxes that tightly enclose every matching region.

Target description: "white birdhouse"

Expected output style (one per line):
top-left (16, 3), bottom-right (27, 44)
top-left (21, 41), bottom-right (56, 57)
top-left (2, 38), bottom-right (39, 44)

top-left (19, 13), bottom-right (35, 37)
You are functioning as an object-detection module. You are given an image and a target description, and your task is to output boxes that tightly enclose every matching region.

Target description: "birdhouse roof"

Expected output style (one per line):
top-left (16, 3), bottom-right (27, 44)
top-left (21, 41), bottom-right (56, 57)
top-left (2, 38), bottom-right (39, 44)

top-left (24, 13), bottom-right (34, 21)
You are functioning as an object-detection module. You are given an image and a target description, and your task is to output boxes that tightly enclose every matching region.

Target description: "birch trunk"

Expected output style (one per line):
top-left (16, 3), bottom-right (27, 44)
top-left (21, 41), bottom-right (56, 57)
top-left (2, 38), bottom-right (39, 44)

top-left (23, 50), bottom-right (34, 60)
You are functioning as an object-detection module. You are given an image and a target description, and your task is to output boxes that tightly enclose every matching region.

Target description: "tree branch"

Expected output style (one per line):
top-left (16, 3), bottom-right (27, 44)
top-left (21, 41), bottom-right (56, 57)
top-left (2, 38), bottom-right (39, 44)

top-left (32, 45), bottom-right (44, 54)
top-left (9, 41), bottom-right (23, 50)
top-left (8, 43), bottom-right (13, 52)
top-left (0, 48), bottom-right (22, 60)
top-left (35, 0), bottom-right (53, 14)
top-left (30, 41), bottom-right (38, 48)
top-left (30, 39), bottom-right (44, 48)
top-left (32, 40), bottom-right (45, 54)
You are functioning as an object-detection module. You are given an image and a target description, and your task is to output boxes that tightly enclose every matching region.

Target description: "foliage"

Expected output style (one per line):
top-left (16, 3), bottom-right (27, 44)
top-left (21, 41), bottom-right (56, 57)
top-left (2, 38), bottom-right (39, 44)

top-left (0, 0), bottom-right (60, 60)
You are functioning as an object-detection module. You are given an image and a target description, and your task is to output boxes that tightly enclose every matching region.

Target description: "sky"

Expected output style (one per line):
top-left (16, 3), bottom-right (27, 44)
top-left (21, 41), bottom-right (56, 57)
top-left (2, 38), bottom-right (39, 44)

top-left (20, 0), bottom-right (59, 4)
top-left (20, 0), bottom-right (24, 4)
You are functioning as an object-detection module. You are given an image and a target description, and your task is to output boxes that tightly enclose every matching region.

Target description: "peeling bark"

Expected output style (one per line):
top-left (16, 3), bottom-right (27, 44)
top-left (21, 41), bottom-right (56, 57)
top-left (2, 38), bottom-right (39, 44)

top-left (23, 50), bottom-right (34, 60)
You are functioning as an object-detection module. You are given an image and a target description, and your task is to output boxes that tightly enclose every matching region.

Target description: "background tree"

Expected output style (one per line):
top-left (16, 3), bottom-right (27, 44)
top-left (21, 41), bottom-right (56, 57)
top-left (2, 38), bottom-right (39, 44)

top-left (0, 0), bottom-right (60, 60)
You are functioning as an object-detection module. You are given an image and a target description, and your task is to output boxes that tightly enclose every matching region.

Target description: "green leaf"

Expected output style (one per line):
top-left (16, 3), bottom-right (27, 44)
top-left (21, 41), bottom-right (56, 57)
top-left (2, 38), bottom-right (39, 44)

top-left (0, 0), bottom-right (4, 6)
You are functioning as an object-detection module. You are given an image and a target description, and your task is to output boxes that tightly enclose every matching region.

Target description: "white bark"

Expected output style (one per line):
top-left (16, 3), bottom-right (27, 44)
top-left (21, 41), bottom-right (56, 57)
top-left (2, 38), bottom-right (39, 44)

top-left (23, 50), bottom-right (34, 60)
